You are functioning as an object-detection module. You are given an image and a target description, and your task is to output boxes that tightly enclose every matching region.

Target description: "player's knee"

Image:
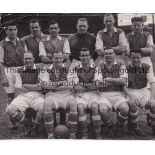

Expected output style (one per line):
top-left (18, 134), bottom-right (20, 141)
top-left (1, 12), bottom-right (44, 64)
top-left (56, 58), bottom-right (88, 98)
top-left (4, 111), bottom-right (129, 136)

top-left (118, 102), bottom-right (129, 116)
top-left (99, 104), bottom-right (109, 116)
top-left (68, 100), bottom-right (77, 112)
top-left (6, 104), bottom-right (18, 117)
top-left (77, 103), bottom-right (85, 115)
top-left (38, 106), bottom-right (44, 117)
top-left (44, 98), bottom-right (55, 113)
top-left (128, 101), bottom-right (138, 111)
top-left (90, 102), bottom-right (98, 114)
top-left (147, 102), bottom-right (155, 113)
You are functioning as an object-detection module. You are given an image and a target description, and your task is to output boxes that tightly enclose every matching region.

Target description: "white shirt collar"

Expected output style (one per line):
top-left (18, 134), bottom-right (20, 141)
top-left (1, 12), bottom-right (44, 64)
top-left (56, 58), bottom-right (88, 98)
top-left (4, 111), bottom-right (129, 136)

top-left (104, 60), bottom-right (117, 66)
top-left (130, 63), bottom-right (142, 67)
top-left (46, 35), bottom-right (62, 41)
top-left (48, 63), bottom-right (65, 70)
top-left (103, 27), bottom-right (117, 32)
top-left (79, 63), bottom-right (95, 68)
top-left (23, 64), bottom-right (37, 70)
top-left (5, 37), bottom-right (20, 42)
top-left (131, 30), bottom-right (143, 35)
top-left (31, 32), bottom-right (44, 37)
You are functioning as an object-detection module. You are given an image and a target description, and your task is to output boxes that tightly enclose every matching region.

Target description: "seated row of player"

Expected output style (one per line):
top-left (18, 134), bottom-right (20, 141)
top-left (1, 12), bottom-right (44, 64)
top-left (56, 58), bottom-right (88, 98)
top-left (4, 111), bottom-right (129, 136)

top-left (6, 48), bottom-right (155, 139)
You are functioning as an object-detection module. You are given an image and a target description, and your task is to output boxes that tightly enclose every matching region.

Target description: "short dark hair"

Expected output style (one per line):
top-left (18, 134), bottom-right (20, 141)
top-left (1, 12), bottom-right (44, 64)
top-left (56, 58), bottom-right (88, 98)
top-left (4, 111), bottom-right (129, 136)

top-left (80, 48), bottom-right (91, 55)
top-left (48, 19), bottom-right (60, 28)
top-left (131, 17), bottom-right (143, 23)
top-left (104, 14), bottom-right (115, 20)
top-left (81, 47), bottom-right (90, 52)
top-left (29, 18), bottom-right (41, 27)
top-left (104, 47), bottom-right (114, 50)
top-left (130, 48), bottom-right (142, 56)
top-left (77, 18), bottom-right (88, 24)
top-left (5, 21), bottom-right (17, 29)
top-left (53, 51), bottom-right (63, 57)
top-left (24, 51), bottom-right (34, 57)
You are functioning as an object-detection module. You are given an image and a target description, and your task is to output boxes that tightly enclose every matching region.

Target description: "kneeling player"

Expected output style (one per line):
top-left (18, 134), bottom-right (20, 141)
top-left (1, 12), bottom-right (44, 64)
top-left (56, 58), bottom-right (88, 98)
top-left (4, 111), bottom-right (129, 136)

top-left (72, 48), bottom-right (102, 139)
top-left (124, 50), bottom-right (155, 135)
top-left (97, 48), bottom-right (129, 136)
top-left (6, 52), bottom-right (44, 136)
top-left (41, 52), bottom-right (77, 139)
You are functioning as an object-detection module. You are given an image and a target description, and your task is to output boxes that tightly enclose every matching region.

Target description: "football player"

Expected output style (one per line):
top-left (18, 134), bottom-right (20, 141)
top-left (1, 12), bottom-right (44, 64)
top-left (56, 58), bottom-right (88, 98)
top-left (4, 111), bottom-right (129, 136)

top-left (124, 49), bottom-right (155, 135)
top-left (72, 48), bottom-right (102, 139)
top-left (95, 14), bottom-right (129, 65)
top-left (97, 48), bottom-right (129, 136)
top-left (0, 22), bottom-right (27, 129)
top-left (41, 52), bottom-right (77, 139)
top-left (6, 52), bottom-right (44, 136)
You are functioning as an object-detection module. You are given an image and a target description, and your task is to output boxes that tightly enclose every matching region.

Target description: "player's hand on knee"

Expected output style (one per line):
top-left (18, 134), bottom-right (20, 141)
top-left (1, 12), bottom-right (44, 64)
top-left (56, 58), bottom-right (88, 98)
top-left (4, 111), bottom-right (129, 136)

top-left (39, 81), bottom-right (48, 87)
top-left (128, 94), bottom-right (139, 107)
top-left (148, 99), bottom-right (155, 109)
top-left (1, 78), bottom-right (9, 87)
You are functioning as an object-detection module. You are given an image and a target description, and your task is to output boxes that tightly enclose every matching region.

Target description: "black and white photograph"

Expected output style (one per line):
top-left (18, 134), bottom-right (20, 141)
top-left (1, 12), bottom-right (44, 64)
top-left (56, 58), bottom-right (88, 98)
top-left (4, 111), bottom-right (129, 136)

top-left (0, 13), bottom-right (155, 141)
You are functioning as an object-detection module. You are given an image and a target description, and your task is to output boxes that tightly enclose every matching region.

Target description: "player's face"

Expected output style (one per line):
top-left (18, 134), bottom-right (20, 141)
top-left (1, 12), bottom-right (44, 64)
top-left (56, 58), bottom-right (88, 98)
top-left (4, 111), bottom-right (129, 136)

top-left (131, 53), bottom-right (142, 66)
top-left (6, 26), bottom-right (17, 39)
top-left (132, 21), bottom-right (143, 33)
top-left (105, 49), bottom-right (115, 63)
top-left (104, 16), bottom-right (115, 30)
top-left (80, 50), bottom-right (91, 64)
top-left (53, 53), bottom-right (63, 67)
top-left (29, 22), bottom-right (41, 36)
top-left (24, 53), bottom-right (34, 68)
top-left (49, 24), bottom-right (60, 37)
top-left (77, 21), bottom-right (88, 34)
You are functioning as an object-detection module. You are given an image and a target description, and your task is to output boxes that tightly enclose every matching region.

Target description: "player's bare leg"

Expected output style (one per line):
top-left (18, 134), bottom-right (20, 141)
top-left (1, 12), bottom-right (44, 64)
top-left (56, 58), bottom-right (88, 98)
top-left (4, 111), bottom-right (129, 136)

top-left (99, 104), bottom-right (114, 137)
top-left (90, 102), bottom-right (102, 139)
top-left (115, 102), bottom-right (129, 136)
top-left (146, 104), bottom-right (155, 135)
top-left (78, 103), bottom-right (88, 139)
top-left (7, 93), bottom-right (18, 130)
top-left (31, 107), bottom-right (44, 137)
top-left (44, 98), bottom-right (56, 139)
top-left (6, 104), bottom-right (33, 136)
top-left (128, 102), bottom-right (145, 136)
top-left (67, 99), bottom-right (78, 139)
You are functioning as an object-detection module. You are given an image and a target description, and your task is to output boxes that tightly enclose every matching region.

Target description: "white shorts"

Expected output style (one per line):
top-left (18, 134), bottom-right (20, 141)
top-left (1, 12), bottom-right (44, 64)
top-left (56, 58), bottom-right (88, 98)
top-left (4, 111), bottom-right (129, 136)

top-left (4, 66), bottom-right (20, 93)
top-left (99, 91), bottom-right (127, 110)
top-left (127, 87), bottom-right (150, 108)
top-left (45, 90), bottom-right (75, 109)
top-left (75, 91), bottom-right (99, 109)
top-left (10, 91), bottom-right (44, 112)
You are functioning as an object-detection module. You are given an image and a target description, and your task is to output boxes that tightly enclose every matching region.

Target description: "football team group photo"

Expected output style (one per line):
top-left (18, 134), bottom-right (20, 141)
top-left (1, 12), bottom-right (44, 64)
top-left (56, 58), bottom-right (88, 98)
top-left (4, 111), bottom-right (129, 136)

top-left (0, 13), bottom-right (155, 140)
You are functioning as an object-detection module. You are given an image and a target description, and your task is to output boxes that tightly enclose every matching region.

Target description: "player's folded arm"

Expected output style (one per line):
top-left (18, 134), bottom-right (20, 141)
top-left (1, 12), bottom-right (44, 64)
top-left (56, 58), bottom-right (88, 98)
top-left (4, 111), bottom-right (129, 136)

top-left (15, 84), bottom-right (30, 94)
top-left (22, 83), bottom-right (42, 91)
top-left (104, 77), bottom-right (127, 86)
top-left (73, 83), bottom-right (87, 91)
top-left (53, 80), bottom-right (73, 90)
